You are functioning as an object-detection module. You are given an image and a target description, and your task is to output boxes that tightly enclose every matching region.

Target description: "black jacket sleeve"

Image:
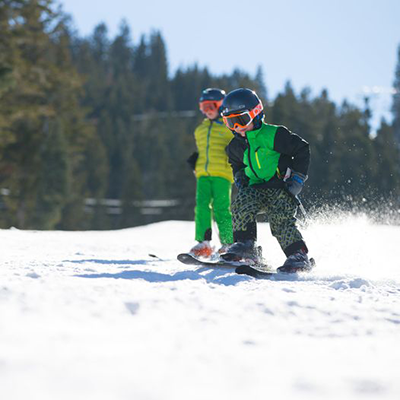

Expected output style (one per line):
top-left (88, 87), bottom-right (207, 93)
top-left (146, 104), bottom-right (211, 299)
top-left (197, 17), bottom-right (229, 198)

top-left (273, 126), bottom-right (310, 175)
top-left (226, 136), bottom-right (247, 175)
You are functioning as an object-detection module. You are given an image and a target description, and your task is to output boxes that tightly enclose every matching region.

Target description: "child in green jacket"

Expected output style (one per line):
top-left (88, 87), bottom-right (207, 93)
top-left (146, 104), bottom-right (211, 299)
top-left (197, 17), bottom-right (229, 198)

top-left (187, 88), bottom-right (234, 257)
top-left (220, 88), bottom-right (312, 271)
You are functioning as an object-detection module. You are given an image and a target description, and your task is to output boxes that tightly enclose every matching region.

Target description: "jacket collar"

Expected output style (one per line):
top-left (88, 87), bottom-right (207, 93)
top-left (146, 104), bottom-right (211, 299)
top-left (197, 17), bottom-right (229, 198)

top-left (206, 116), bottom-right (224, 125)
top-left (245, 123), bottom-right (264, 139)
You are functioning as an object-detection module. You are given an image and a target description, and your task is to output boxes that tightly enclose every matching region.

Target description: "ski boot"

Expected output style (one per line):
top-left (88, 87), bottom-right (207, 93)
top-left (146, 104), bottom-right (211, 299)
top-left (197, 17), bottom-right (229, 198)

top-left (189, 241), bottom-right (213, 258)
top-left (277, 248), bottom-right (313, 273)
top-left (217, 243), bottom-right (231, 255)
top-left (220, 240), bottom-right (262, 264)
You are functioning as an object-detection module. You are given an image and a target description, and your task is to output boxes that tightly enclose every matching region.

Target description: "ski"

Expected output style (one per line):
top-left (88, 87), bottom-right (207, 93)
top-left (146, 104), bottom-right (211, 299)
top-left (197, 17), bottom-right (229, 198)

top-left (235, 264), bottom-right (276, 278)
top-left (236, 257), bottom-right (316, 278)
top-left (177, 253), bottom-right (273, 271)
top-left (177, 253), bottom-right (238, 267)
top-left (177, 253), bottom-right (316, 279)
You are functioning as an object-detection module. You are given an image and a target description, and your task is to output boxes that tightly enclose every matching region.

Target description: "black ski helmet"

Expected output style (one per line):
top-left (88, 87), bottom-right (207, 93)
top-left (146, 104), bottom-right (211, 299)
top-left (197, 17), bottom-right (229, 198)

top-left (222, 88), bottom-right (263, 116)
top-left (221, 88), bottom-right (264, 130)
top-left (199, 88), bottom-right (226, 114)
top-left (199, 88), bottom-right (226, 103)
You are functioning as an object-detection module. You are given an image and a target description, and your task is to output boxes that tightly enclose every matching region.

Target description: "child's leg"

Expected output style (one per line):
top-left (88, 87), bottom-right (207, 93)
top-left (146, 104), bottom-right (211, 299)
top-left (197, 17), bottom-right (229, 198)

top-left (210, 177), bottom-right (233, 244)
top-left (231, 186), bottom-right (263, 242)
top-left (195, 177), bottom-right (213, 241)
top-left (267, 189), bottom-right (308, 256)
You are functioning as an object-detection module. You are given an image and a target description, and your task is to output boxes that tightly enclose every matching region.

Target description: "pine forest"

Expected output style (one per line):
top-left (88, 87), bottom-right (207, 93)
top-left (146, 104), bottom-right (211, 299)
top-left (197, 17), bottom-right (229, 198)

top-left (1, 0), bottom-right (400, 230)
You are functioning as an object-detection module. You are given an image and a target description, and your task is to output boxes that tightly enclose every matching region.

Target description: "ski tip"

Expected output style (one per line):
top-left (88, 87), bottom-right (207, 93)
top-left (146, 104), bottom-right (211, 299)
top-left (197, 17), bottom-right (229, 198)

top-left (235, 265), bottom-right (258, 277)
top-left (235, 265), bottom-right (275, 278)
top-left (177, 253), bottom-right (192, 263)
top-left (177, 253), bottom-right (207, 266)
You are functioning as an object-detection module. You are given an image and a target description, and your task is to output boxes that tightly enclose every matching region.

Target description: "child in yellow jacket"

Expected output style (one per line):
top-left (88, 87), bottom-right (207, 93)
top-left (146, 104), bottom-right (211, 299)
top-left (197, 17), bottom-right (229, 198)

top-left (187, 88), bottom-right (234, 257)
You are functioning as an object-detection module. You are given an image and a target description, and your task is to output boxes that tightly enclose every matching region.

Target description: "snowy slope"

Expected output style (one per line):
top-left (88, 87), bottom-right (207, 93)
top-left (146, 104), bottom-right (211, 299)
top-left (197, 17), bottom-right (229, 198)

top-left (1, 215), bottom-right (400, 400)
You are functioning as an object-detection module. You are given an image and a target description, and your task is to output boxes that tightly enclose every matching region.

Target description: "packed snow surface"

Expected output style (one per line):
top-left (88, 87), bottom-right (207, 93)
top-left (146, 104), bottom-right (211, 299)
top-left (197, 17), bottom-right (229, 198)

top-left (1, 214), bottom-right (400, 400)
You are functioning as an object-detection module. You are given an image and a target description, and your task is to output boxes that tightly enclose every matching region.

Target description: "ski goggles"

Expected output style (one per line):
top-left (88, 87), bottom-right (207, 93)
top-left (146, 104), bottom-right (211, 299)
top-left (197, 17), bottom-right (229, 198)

top-left (222, 103), bottom-right (263, 130)
top-left (199, 100), bottom-right (222, 113)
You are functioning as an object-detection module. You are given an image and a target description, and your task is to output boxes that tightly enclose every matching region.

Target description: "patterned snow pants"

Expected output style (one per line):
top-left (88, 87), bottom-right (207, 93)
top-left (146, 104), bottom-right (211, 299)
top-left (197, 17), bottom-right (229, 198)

top-left (232, 186), bottom-right (307, 256)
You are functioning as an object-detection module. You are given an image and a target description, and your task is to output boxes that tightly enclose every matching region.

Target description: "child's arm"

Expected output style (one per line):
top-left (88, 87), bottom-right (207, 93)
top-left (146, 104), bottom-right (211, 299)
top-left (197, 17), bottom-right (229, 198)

top-left (186, 152), bottom-right (198, 171)
top-left (226, 137), bottom-right (247, 175)
top-left (226, 137), bottom-right (249, 188)
top-left (273, 126), bottom-right (310, 175)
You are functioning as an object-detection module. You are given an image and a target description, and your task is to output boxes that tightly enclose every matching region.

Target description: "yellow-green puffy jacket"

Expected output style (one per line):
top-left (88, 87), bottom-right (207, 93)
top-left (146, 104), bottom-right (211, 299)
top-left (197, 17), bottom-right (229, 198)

top-left (194, 118), bottom-right (234, 182)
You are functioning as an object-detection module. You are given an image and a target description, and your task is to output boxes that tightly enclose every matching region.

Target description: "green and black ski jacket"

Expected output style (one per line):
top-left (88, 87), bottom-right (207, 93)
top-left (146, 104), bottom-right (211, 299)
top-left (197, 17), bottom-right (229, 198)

top-left (226, 122), bottom-right (310, 189)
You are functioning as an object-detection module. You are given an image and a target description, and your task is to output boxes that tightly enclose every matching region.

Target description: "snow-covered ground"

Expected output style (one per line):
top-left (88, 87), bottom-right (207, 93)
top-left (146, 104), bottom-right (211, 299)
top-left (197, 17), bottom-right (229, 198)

top-left (1, 214), bottom-right (400, 400)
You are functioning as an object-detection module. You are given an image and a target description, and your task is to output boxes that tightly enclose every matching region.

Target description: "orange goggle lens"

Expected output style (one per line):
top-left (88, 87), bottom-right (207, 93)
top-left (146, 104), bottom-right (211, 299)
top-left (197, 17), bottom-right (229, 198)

top-left (222, 103), bottom-right (263, 130)
top-left (223, 113), bottom-right (252, 129)
top-left (199, 100), bottom-right (221, 113)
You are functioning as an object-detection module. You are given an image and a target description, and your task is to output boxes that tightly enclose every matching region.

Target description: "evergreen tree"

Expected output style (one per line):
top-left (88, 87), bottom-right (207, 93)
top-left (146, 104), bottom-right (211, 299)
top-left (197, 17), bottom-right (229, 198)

top-left (0, 0), bottom-right (16, 147)
top-left (147, 31), bottom-right (171, 111)
top-left (327, 101), bottom-right (374, 200)
top-left (270, 81), bottom-right (300, 127)
top-left (392, 44), bottom-right (400, 146)
top-left (373, 120), bottom-right (400, 196)
top-left (308, 89), bottom-right (340, 198)
top-left (33, 119), bottom-right (69, 229)
top-left (2, 8), bottom-right (399, 229)
top-left (0, 0), bottom-right (92, 229)
top-left (254, 65), bottom-right (268, 101)
top-left (171, 65), bottom-right (212, 111)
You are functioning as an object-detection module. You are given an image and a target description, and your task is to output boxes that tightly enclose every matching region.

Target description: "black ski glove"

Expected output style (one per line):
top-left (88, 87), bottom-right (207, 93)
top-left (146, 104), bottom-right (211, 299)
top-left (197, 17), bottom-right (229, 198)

top-left (234, 169), bottom-right (249, 189)
top-left (186, 152), bottom-right (198, 171)
top-left (285, 171), bottom-right (308, 197)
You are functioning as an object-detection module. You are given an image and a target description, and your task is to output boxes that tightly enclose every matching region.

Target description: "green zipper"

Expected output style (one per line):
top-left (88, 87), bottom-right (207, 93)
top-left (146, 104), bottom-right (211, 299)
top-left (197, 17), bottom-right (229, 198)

top-left (255, 149), bottom-right (261, 168)
top-left (247, 142), bottom-right (261, 179)
top-left (204, 121), bottom-right (212, 174)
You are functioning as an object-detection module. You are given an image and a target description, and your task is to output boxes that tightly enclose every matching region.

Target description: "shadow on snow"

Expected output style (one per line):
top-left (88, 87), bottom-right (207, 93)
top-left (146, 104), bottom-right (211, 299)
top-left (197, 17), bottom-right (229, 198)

top-left (64, 258), bottom-right (154, 266)
top-left (73, 260), bottom-right (303, 285)
top-left (75, 267), bottom-right (246, 286)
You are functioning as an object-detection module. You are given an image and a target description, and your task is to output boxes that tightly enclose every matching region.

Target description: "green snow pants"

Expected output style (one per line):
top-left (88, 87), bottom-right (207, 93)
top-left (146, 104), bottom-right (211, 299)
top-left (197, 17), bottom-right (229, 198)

top-left (195, 176), bottom-right (233, 244)
top-left (231, 186), bottom-right (308, 256)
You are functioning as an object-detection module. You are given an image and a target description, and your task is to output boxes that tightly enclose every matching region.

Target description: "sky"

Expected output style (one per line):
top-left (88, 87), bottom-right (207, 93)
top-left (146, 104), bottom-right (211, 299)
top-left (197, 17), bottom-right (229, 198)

top-left (59, 0), bottom-right (400, 128)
